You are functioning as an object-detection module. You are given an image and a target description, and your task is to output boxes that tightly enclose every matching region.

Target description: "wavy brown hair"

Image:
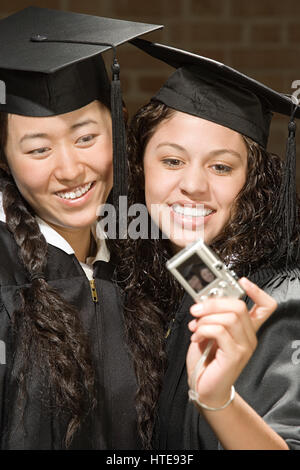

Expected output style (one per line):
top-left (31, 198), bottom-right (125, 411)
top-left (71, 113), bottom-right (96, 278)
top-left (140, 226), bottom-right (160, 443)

top-left (112, 100), bottom-right (300, 448)
top-left (0, 112), bottom-right (96, 447)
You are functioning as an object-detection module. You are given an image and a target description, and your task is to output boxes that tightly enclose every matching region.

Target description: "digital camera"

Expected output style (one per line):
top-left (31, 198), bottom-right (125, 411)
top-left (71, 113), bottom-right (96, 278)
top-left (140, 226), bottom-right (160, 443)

top-left (166, 238), bottom-right (245, 302)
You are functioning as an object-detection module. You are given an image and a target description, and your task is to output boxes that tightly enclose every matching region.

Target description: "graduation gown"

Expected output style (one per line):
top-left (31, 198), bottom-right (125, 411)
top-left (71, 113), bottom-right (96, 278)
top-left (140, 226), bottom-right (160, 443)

top-left (0, 221), bottom-right (139, 449)
top-left (155, 264), bottom-right (300, 450)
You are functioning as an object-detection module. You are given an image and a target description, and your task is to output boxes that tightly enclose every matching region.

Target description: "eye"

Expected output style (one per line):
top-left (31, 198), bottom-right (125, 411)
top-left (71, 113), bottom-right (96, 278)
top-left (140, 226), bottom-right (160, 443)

top-left (76, 134), bottom-right (97, 146)
top-left (27, 147), bottom-right (50, 155)
top-left (161, 158), bottom-right (184, 168)
top-left (211, 163), bottom-right (232, 174)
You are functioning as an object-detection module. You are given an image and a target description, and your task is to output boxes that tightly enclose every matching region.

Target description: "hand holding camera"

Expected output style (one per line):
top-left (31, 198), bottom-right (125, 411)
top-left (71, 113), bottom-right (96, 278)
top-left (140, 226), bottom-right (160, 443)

top-left (167, 239), bottom-right (277, 411)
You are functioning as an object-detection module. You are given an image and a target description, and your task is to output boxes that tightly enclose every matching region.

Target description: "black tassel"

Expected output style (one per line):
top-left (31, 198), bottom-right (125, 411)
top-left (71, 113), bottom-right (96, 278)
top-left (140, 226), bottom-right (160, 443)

top-left (111, 58), bottom-right (127, 238)
top-left (276, 105), bottom-right (299, 264)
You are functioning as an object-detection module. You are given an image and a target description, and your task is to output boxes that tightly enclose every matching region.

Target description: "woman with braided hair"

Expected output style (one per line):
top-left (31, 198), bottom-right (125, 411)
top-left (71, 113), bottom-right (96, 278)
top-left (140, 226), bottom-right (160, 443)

top-left (0, 8), bottom-right (161, 449)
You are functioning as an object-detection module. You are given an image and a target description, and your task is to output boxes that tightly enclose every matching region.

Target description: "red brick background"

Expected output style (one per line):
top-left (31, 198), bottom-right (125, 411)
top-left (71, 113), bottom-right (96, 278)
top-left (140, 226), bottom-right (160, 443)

top-left (1, 0), bottom-right (300, 188)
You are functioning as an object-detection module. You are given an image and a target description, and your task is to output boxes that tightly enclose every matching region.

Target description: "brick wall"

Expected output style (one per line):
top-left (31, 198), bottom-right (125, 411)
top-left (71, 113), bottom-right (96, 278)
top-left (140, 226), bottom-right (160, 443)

top-left (2, 0), bottom-right (300, 188)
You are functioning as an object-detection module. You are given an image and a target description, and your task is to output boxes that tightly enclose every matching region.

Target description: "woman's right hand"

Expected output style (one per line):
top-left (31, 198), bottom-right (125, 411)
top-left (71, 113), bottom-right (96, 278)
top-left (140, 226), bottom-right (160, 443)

top-left (186, 278), bottom-right (277, 410)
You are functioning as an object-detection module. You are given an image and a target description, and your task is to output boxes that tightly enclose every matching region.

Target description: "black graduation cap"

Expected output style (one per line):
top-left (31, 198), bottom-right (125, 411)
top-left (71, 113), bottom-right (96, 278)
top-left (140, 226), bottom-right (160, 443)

top-left (130, 38), bottom-right (300, 263)
top-left (0, 7), bottom-right (162, 214)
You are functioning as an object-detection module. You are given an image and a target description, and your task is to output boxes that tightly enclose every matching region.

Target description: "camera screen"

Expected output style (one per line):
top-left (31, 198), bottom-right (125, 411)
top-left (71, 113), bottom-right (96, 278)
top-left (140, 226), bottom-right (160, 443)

top-left (177, 253), bottom-right (216, 293)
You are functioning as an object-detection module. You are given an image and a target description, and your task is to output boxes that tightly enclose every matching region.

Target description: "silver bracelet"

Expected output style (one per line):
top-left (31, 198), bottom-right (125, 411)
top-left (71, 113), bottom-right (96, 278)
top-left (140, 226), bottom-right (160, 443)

top-left (188, 385), bottom-right (236, 411)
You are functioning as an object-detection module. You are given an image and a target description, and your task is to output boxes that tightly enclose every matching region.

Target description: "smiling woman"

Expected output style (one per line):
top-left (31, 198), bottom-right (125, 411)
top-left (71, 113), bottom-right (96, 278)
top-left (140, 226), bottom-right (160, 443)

top-left (0, 7), bottom-right (161, 450)
top-left (112, 40), bottom-right (300, 450)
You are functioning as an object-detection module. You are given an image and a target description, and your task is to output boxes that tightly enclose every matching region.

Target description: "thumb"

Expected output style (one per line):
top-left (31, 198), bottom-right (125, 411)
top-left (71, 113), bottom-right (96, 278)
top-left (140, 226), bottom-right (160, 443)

top-left (239, 277), bottom-right (278, 332)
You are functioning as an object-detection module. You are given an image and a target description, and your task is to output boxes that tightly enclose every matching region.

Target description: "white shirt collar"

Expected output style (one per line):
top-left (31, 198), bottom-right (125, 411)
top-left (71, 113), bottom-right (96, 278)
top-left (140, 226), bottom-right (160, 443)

top-left (0, 192), bottom-right (110, 265)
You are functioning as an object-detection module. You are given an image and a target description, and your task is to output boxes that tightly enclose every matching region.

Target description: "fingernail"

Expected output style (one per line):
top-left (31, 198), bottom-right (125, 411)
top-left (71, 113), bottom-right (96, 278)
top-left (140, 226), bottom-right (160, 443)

top-left (190, 303), bottom-right (203, 315)
top-left (240, 277), bottom-right (253, 287)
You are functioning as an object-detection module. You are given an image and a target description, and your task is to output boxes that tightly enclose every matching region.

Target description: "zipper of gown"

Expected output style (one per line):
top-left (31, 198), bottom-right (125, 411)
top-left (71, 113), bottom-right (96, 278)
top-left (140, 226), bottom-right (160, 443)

top-left (90, 276), bottom-right (102, 448)
top-left (89, 278), bottom-right (98, 303)
top-left (165, 318), bottom-right (175, 339)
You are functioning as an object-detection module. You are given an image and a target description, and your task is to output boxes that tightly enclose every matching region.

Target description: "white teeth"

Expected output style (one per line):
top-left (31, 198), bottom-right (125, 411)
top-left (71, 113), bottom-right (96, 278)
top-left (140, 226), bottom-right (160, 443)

top-left (57, 182), bottom-right (92, 200)
top-left (172, 204), bottom-right (213, 217)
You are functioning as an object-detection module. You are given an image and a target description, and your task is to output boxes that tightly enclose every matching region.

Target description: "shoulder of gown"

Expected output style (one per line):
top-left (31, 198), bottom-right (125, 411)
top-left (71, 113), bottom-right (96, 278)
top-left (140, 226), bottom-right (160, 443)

top-left (236, 299), bottom-right (300, 449)
top-left (247, 262), bottom-right (300, 303)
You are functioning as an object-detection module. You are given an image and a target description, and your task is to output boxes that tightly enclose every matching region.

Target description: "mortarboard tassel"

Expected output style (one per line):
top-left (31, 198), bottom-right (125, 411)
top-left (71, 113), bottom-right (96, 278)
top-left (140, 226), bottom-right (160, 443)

top-left (276, 104), bottom-right (299, 264)
top-left (111, 58), bottom-right (128, 238)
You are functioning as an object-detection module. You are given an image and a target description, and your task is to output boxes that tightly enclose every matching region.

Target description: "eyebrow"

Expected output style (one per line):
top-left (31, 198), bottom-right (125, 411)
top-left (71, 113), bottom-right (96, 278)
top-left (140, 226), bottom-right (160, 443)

top-left (19, 119), bottom-right (98, 144)
top-left (156, 142), bottom-right (186, 152)
top-left (70, 119), bottom-right (98, 131)
top-left (208, 148), bottom-right (243, 160)
top-left (19, 132), bottom-right (48, 144)
top-left (156, 142), bottom-right (243, 160)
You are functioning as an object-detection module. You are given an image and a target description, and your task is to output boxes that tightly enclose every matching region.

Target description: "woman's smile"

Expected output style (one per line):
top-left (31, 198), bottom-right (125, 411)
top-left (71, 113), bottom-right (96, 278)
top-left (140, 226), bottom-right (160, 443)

top-left (55, 181), bottom-right (95, 200)
top-left (170, 202), bottom-right (215, 229)
top-left (54, 180), bottom-right (97, 209)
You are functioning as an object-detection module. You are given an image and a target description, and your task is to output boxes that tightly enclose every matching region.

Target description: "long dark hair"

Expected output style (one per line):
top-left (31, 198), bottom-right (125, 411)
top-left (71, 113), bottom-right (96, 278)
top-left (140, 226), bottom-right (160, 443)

top-left (112, 100), bottom-right (300, 448)
top-left (0, 112), bottom-right (96, 447)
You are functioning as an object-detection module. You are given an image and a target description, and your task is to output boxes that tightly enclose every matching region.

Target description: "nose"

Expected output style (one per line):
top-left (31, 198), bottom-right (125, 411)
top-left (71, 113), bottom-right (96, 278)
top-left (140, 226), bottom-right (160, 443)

top-left (53, 144), bottom-right (85, 184)
top-left (178, 163), bottom-right (209, 198)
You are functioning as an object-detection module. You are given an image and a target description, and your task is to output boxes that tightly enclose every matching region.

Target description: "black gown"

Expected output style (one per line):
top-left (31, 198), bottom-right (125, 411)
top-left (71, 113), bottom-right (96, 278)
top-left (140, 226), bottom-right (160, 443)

top-left (155, 264), bottom-right (300, 450)
top-left (0, 221), bottom-right (139, 450)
